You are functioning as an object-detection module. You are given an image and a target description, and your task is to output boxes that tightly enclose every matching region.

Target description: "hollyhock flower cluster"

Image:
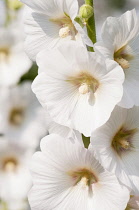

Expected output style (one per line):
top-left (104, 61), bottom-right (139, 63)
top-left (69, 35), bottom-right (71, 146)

top-left (0, 1), bottom-right (48, 209)
top-left (17, 0), bottom-right (139, 209)
top-left (0, 83), bottom-right (48, 209)
top-left (0, 82), bottom-right (47, 149)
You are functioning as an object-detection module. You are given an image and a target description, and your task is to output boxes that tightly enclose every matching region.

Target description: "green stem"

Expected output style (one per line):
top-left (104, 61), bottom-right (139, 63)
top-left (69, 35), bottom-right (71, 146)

top-left (81, 1), bottom-right (96, 146)
top-left (1, 201), bottom-right (8, 210)
top-left (85, 0), bottom-right (93, 7)
top-left (82, 135), bottom-right (90, 148)
top-left (85, 0), bottom-right (97, 51)
top-left (5, 0), bottom-right (10, 26)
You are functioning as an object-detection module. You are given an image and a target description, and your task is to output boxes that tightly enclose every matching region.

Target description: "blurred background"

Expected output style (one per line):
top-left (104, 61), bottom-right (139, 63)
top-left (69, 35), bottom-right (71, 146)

top-left (0, 0), bottom-right (139, 210)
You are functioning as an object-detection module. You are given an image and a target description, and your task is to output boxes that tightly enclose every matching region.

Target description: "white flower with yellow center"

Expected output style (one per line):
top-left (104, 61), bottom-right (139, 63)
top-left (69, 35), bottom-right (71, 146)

top-left (0, 138), bottom-right (32, 210)
top-left (95, 9), bottom-right (139, 108)
top-left (20, 0), bottom-right (93, 60)
top-left (28, 134), bottom-right (129, 210)
top-left (0, 82), bottom-right (47, 149)
top-left (91, 106), bottom-right (139, 194)
top-left (0, 27), bottom-right (32, 87)
top-left (32, 42), bottom-right (124, 136)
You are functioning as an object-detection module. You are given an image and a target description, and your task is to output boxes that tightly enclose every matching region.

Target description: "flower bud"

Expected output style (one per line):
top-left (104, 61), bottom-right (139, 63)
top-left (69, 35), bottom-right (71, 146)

top-left (79, 4), bottom-right (93, 22)
top-left (8, 0), bottom-right (23, 10)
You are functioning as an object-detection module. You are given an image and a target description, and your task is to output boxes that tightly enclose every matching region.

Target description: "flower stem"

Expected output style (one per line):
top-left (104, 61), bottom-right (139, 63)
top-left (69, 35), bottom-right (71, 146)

top-left (85, 0), bottom-right (93, 6)
top-left (82, 135), bottom-right (90, 148)
top-left (5, 0), bottom-right (11, 26)
top-left (1, 201), bottom-right (8, 210)
top-left (85, 0), bottom-right (96, 51)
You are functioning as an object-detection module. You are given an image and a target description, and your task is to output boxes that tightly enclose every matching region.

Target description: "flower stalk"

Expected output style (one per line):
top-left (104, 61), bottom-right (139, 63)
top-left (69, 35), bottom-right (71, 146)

top-left (1, 201), bottom-right (8, 210)
top-left (82, 0), bottom-right (97, 145)
top-left (5, 0), bottom-right (10, 26)
top-left (85, 0), bottom-right (96, 51)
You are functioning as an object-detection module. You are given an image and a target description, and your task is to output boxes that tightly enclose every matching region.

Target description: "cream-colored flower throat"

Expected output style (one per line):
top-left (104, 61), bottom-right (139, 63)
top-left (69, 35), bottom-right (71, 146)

top-left (125, 206), bottom-right (131, 210)
top-left (67, 71), bottom-right (99, 95)
top-left (1, 156), bottom-right (18, 172)
top-left (0, 47), bottom-right (10, 61)
top-left (68, 168), bottom-right (98, 188)
top-left (50, 14), bottom-right (77, 40)
top-left (114, 45), bottom-right (134, 70)
top-left (9, 107), bottom-right (25, 126)
top-left (112, 126), bottom-right (137, 153)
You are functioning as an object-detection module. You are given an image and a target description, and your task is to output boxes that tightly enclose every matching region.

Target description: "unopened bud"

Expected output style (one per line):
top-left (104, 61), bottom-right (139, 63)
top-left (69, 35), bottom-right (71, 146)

top-left (79, 4), bottom-right (93, 22)
top-left (8, 0), bottom-right (23, 10)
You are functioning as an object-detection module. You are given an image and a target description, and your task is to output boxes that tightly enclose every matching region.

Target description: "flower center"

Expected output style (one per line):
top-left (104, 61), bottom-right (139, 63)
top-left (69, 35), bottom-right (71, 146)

top-left (78, 83), bottom-right (89, 94)
top-left (0, 47), bottom-right (10, 61)
top-left (50, 14), bottom-right (78, 40)
top-left (125, 205), bottom-right (131, 210)
top-left (125, 195), bottom-right (135, 210)
top-left (112, 126), bottom-right (137, 153)
top-left (9, 107), bottom-right (24, 126)
top-left (67, 71), bottom-right (99, 95)
top-left (114, 46), bottom-right (133, 70)
top-left (68, 168), bottom-right (97, 188)
top-left (1, 157), bottom-right (18, 172)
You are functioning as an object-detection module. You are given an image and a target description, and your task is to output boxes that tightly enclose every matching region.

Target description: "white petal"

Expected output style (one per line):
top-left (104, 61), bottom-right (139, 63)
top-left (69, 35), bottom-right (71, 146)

top-left (22, 0), bottom-right (80, 60)
top-left (23, 7), bottom-right (61, 60)
top-left (101, 9), bottom-right (139, 51)
top-left (21, 0), bottom-right (62, 14)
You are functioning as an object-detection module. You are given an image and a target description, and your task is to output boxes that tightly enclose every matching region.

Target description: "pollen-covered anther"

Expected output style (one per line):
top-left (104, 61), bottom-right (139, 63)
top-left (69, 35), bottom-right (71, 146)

top-left (79, 83), bottom-right (89, 94)
top-left (9, 108), bottom-right (24, 126)
top-left (119, 138), bottom-right (130, 150)
top-left (112, 127), bottom-right (137, 153)
top-left (59, 26), bottom-right (70, 38)
top-left (2, 157), bottom-right (18, 172)
top-left (5, 161), bottom-right (16, 172)
top-left (79, 177), bottom-right (89, 187)
top-left (0, 47), bottom-right (10, 61)
top-left (69, 168), bottom-right (97, 189)
top-left (115, 57), bottom-right (130, 69)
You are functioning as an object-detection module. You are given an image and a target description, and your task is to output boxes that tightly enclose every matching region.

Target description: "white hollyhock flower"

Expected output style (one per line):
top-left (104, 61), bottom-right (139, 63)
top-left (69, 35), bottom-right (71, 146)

top-left (0, 26), bottom-right (32, 87)
top-left (95, 9), bottom-right (139, 108)
top-left (29, 133), bottom-right (129, 210)
top-left (0, 82), bottom-right (47, 149)
top-left (0, 138), bottom-right (32, 210)
top-left (32, 42), bottom-right (124, 136)
top-left (126, 196), bottom-right (139, 210)
top-left (21, 0), bottom-right (93, 60)
top-left (91, 106), bottom-right (139, 194)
